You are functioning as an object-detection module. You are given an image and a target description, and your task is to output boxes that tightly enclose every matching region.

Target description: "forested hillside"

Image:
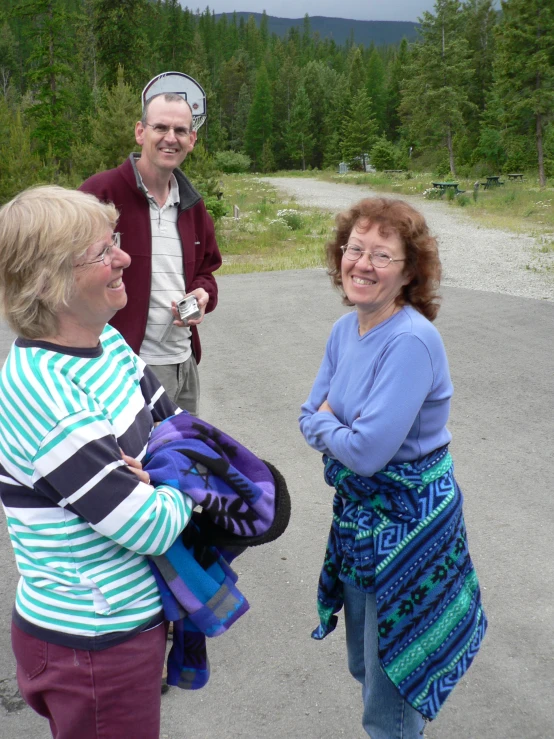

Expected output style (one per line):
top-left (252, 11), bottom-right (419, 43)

top-left (213, 13), bottom-right (420, 46)
top-left (0, 0), bottom-right (553, 205)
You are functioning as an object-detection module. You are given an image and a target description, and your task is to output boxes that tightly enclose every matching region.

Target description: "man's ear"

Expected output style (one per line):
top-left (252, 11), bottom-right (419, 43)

top-left (135, 120), bottom-right (144, 147)
top-left (188, 130), bottom-right (197, 153)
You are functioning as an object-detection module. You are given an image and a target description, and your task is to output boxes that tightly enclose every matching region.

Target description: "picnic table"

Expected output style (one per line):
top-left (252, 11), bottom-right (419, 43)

top-left (483, 175), bottom-right (504, 189)
top-left (384, 169), bottom-right (405, 175)
top-left (432, 181), bottom-right (465, 194)
top-left (507, 173), bottom-right (524, 181)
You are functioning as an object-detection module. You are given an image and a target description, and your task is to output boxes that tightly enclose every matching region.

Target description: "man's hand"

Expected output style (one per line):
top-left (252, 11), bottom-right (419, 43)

top-left (318, 399), bottom-right (334, 414)
top-left (120, 449), bottom-right (151, 485)
top-left (170, 288), bottom-right (209, 327)
top-left (185, 288), bottom-right (208, 326)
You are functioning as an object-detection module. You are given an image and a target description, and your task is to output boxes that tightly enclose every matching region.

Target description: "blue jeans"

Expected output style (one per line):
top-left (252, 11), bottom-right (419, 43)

top-left (343, 584), bottom-right (426, 739)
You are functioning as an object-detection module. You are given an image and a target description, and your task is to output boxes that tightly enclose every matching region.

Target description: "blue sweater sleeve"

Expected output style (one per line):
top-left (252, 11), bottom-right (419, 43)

top-left (300, 333), bottom-right (434, 477)
top-left (299, 332), bottom-right (336, 456)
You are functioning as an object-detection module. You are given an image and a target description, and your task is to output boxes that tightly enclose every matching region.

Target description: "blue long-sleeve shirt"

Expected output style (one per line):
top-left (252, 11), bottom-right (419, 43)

top-left (299, 306), bottom-right (453, 477)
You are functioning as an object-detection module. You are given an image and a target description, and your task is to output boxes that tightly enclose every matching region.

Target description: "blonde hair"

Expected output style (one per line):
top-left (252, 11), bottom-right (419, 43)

top-left (0, 185), bottom-right (118, 338)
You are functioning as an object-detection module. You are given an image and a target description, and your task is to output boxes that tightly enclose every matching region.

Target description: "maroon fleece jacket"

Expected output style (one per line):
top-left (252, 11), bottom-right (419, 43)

top-left (79, 155), bottom-right (221, 363)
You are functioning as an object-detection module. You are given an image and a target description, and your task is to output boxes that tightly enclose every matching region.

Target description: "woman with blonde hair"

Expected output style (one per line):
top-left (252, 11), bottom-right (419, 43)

top-left (0, 185), bottom-right (192, 738)
top-left (300, 198), bottom-right (487, 738)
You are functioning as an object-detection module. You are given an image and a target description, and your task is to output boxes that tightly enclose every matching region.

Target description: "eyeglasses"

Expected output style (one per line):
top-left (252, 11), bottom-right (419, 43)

top-left (76, 233), bottom-right (121, 267)
top-left (144, 123), bottom-right (193, 137)
top-left (340, 244), bottom-right (406, 268)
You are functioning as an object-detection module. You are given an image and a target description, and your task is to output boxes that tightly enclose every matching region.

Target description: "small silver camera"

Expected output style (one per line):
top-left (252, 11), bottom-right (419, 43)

top-left (177, 295), bottom-right (202, 323)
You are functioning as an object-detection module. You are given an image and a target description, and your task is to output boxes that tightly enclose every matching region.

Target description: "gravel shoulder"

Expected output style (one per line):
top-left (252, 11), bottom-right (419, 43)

top-left (260, 176), bottom-right (554, 302)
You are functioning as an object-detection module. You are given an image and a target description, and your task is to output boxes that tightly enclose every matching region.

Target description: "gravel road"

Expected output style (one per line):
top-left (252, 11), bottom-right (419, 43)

top-left (260, 176), bottom-right (554, 302)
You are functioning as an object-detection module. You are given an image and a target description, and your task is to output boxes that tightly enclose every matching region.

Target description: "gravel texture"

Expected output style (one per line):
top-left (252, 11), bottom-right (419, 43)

top-left (259, 177), bottom-right (554, 302)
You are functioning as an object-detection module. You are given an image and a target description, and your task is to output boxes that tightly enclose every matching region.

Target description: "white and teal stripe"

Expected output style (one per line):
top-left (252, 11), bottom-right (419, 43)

top-left (0, 326), bottom-right (192, 640)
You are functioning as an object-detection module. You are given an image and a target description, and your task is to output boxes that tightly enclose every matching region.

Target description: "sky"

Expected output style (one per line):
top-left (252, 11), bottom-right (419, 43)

top-left (193, 1), bottom-right (438, 23)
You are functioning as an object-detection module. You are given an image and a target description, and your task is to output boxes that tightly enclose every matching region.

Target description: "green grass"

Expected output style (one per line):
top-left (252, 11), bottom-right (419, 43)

top-left (216, 175), bottom-right (334, 275)
top-left (216, 171), bottom-right (554, 275)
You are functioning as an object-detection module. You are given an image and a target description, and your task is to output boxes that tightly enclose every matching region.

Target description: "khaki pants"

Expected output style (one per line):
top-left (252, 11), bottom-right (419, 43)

top-left (148, 355), bottom-right (200, 415)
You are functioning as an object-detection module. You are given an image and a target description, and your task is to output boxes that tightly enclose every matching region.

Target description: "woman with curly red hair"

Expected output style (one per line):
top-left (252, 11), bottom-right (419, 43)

top-left (300, 198), bottom-right (486, 738)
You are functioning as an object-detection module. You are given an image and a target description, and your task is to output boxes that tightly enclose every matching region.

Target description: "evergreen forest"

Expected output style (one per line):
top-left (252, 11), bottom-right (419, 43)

top-left (1, 0), bottom-right (553, 207)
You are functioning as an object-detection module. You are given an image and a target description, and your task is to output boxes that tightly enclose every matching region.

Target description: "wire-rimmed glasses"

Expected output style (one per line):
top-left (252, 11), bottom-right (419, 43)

top-left (340, 244), bottom-right (406, 268)
top-left (77, 233), bottom-right (121, 267)
top-left (144, 123), bottom-right (193, 137)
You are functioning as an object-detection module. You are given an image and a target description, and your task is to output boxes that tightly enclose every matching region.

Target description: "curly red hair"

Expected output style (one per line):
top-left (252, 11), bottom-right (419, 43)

top-left (326, 198), bottom-right (442, 321)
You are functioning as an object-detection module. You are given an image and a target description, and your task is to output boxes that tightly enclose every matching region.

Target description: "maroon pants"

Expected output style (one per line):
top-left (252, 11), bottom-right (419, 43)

top-left (11, 620), bottom-right (166, 739)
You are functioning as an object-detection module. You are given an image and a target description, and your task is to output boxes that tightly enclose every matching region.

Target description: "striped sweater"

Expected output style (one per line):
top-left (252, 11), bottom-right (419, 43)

top-left (0, 326), bottom-right (193, 644)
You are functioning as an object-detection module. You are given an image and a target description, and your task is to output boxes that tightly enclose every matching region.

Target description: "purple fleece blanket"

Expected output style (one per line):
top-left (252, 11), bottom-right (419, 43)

top-left (143, 413), bottom-right (290, 689)
top-left (146, 413), bottom-right (276, 537)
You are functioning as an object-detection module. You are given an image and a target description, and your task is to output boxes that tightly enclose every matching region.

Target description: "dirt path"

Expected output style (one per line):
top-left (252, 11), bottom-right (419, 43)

top-left (259, 176), bottom-right (554, 302)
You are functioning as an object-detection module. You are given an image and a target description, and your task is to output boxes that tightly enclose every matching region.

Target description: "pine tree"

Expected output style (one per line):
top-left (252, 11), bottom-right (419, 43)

top-left (493, 0), bottom-right (554, 186)
top-left (244, 14), bottom-right (261, 66)
top-left (462, 0), bottom-right (497, 115)
top-left (301, 61), bottom-right (329, 168)
top-left (385, 38), bottom-right (409, 140)
top-left (0, 97), bottom-right (44, 203)
top-left (245, 63), bottom-right (273, 169)
top-left (19, 0), bottom-right (78, 164)
top-left (475, 90), bottom-right (507, 170)
top-left (341, 88), bottom-right (378, 169)
top-left (156, 0), bottom-right (188, 71)
top-left (73, 65), bottom-right (141, 179)
top-left (399, 0), bottom-right (476, 176)
top-left (271, 56), bottom-right (300, 168)
top-left (301, 14), bottom-right (313, 64)
top-left (366, 46), bottom-right (386, 133)
top-left (0, 21), bottom-right (18, 96)
top-left (92, 0), bottom-right (149, 88)
top-left (347, 46), bottom-right (366, 95)
top-left (322, 73), bottom-right (350, 168)
top-left (284, 84), bottom-right (314, 170)
top-left (260, 140), bottom-right (275, 173)
top-left (259, 10), bottom-right (269, 50)
top-left (219, 51), bottom-right (251, 135)
top-left (229, 82), bottom-right (251, 153)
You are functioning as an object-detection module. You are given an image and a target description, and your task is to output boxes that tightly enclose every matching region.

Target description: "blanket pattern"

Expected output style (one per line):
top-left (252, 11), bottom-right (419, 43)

top-left (144, 413), bottom-right (290, 689)
top-left (311, 446), bottom-right (487, 720)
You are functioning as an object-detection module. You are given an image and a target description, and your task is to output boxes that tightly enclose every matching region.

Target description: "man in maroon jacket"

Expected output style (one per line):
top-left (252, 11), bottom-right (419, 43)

top-left (80, 93), bottom-right (221, 415)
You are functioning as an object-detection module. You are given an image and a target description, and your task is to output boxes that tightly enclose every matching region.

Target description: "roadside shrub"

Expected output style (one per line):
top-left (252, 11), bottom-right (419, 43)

top-left (503, 135), bottom-right (535, 173)
top-left (214, 150), bottom-right (251, 173)
top-left (203, 196), bottom-right (229, 221)
top-left (370, 137), bottom-right (398, 171)
top-left (268, 218), bottom-right (291, 240)
top-left (423, 188), bottom-right (443, 200)
top-left (434, 160), bottom-right (451, 178)
top-left (183, 143), bottom-right (228, 221)
top-left (277, 208), bottom-right (304, 230)
top-left (455, 163), bottom-right (472, 178)
top-left (475, 128), bottom-right (507, 171)
top-left (260, 141), bottom-right (276, 173)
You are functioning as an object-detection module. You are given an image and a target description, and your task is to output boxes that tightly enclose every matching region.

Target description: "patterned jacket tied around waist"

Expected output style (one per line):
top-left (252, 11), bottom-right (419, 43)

top-left (312, 445), bottom-right (487, 720)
